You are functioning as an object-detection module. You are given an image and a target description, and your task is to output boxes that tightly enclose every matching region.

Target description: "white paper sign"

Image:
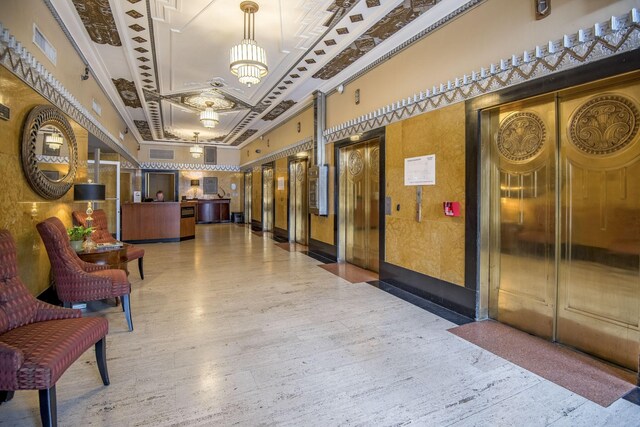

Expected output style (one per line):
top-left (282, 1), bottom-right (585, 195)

top-left (277, 176), bottom-right (285, 190)
top-left (404, 154), bottom-right (436, 186)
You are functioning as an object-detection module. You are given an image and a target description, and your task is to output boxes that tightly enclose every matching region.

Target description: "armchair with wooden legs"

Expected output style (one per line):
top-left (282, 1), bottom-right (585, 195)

top-left (0, 229), bottom-right (110, 427)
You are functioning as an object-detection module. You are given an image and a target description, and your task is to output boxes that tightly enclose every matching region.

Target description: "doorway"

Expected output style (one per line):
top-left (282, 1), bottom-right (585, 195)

top-left (262, 166), bottom-right (274, 232)
top-left (289, 158), bottom-right (308, 245)
top-left (338, 138), bottom-right (380, 272)
top-left (485, 72), bottom-right (640, 371)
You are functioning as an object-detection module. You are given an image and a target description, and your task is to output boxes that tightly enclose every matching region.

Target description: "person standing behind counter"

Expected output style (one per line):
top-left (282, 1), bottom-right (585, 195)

top-left (155, 190), bottom-right (165, 202)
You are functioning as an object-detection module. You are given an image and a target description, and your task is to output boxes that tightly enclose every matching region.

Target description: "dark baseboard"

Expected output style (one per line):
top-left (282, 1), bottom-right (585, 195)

top-left (274, 227), bottom-right (288, 241)
top-left (379, 261), bottom-right (477, 319)
top-left (179, 236), bottom-right (195, 241)
top-left (308, 238), bottom-right (337, 262)
top-left (251, 220), bottom-right (262, 232)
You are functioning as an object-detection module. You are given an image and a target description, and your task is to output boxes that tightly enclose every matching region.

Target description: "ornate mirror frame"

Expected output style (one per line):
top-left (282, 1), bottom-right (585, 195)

top-left (21, 105), bottom-right (78, 200)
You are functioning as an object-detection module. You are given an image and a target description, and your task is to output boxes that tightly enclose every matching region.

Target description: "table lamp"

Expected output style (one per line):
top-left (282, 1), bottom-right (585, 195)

top-left (74, 182), bottom-right (106, 251)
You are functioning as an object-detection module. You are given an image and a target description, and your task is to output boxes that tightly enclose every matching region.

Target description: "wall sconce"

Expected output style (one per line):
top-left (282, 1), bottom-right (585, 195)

top-left (81, 66), bottom-right (89, 81)
top-left (297, 122), bottom-right (301, 133)
top-left (190, 179), bottom-right (200, 186)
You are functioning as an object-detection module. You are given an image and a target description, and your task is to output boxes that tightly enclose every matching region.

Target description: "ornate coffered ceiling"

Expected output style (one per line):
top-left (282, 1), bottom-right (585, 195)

top-left (51, 0), bottom-right (478, 149)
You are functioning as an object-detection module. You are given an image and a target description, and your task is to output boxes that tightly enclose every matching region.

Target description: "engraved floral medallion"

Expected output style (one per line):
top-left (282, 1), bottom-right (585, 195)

top-left (569, 95), bottom-right (639, 155)
top-left (348, 150), bottom-right (364, 176)
top-left (496, 112), bottom-right (546, 162)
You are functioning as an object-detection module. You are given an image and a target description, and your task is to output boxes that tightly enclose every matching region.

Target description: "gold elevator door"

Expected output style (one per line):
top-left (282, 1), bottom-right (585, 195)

top-left (262, 167), bottom-right (274, 231)
top-left (488, 74), bottom-right (640, 371)
top-left (340, 139), bottom-right (380, 272)
top-left (289, 159), bottom-right (308, 245)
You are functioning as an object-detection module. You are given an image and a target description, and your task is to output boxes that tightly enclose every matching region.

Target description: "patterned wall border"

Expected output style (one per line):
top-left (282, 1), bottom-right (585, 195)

top-left (132, 162), bottom-right (240, 172)
top-left (324, 8), bottom-right (640, 143)
top-left (240, 137), bottom-right (314, 171)
top-left (0, 21), bottom-right (140, 167)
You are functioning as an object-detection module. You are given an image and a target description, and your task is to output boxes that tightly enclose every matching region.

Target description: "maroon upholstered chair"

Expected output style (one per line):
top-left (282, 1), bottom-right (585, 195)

top-left (0, 229), bottom-right (109, 427)
top-left (36, 217), bottom-right (133, 331)
top-left (72, 209), bottom-right (145, 279)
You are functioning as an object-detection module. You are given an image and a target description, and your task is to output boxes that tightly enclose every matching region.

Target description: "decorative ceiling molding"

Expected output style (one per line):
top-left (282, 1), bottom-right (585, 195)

top-left (324, 8), bottom-right (640, 143)
top-left (71, 0), bottom-right (121, 46)
top-left (0, 22), bottom-right (139, 166)
top-left (134, 120), bottom-right (153, 140)
top-left (241, 137), bottom-right (314, 170)
top-left (262, 100), bottom-right (297, 121)
top-left (314, 0), bottom-right (440, 80)
top-left (232, 129), bottom-right (259, 146)
top-left (112, 78), bottom-right (143, 108)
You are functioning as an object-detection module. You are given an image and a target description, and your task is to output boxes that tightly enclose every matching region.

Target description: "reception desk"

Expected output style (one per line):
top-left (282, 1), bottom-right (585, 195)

top-left (195, 199), bottom-right (231, 224)
top-left (121, 202), bottom-right (196, 243)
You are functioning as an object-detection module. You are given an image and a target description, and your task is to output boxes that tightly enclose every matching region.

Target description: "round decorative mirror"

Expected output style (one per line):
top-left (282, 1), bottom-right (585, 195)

top-left (21, 105), bottom-right (78, 199)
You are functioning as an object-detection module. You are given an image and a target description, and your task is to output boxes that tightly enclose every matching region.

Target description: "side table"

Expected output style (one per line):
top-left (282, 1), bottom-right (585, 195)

top-left (77, 245), bottom-right (129, 275)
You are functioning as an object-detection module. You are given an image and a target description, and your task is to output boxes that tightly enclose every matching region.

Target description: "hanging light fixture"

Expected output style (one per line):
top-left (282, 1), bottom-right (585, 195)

top-left (45, 133), bottom-right (63, 149)
top-left (190, 132), bottom-right (203, 159)
top-left (199, 101), bottom-right (220, 129)
top-left (229, 1), bottom-right (268, 87)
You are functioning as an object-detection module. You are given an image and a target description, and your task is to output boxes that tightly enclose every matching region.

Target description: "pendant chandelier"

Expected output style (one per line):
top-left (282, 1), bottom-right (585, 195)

top-left (45, 133), bottom-right (63, 149)
top-left (199, 102), bottom-right (220, 129)
top-left (229, 1), bottom-right (268, 87)
top-left (190, 132), bottom-right (203, 159)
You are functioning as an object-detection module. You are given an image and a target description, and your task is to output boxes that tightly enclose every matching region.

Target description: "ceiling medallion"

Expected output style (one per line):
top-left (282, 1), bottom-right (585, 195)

top-left (229, 1), bottom-right (268, 87)
top-left (568, 94), bottom-right (639, 155)
top-left (190, 132), bottom-right (203, 159)
top-left (496, 112), bottom-right (546, 162)
top-left (184, 91), bottom-right (234, 111)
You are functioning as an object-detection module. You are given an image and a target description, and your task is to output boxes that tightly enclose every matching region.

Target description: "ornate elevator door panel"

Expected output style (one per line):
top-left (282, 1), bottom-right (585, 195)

top-left (263, 167), bottom-right (274, 231)
top-left (289, 160), bottom-right (308, 245)
top-left (340, 139), bottom-right (380, 272)
top-left (556, 77), bottom-right (640, 370)
top-left (488, 96), bottom-right (557, 339)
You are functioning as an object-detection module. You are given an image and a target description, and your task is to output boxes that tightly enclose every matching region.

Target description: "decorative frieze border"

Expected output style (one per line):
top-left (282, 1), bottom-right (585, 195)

top-left (240, 137), bottom-right (314, 171)
top-left (127, 161), bottom-right (241, 172)
top-left (0, 22), bottom-right (140, 167)
top-left (324, 8), bottom-right (640, 143)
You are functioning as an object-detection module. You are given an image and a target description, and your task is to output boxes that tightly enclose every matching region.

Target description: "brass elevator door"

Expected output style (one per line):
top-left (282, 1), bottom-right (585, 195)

top-left (340, 139), bottom-right (380, 272)
top-left (488, 74), bottom-right (640, 371)
top-left (262, 167), bottom-right (274, 231)
top-left (244, 172), bottom-right (252, 225)
top-left (289, 160), bottom-right (308, 245)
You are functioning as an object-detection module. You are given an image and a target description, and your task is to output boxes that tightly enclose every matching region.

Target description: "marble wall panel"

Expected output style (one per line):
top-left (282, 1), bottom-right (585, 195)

top-left (384, 103), bottom-right (466, 286)
top-left (274, 158), bottom-right (289, 231)
top-left (310, 143), bottom-right (335, 245)
top-left (0, 68), bottom-right (88, 295)
top-left (178, 171), bottom-right (243, 213)
top-left (251, 169), bottom-right (262, 222)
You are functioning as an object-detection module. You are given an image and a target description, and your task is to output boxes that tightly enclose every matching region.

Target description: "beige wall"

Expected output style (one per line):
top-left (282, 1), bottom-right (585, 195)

top-left (274, 157), bottom-right (289, 231)
top-left (0, 0), bottom-right (138, 157)
top-left (0, 67), bottom-right (89, 295)
top-left (138, 144), bottom-right (240, 165)
top-left (385, 103), bottom-right (466, 286)
top-left (326, 0), bottom-right (637, 129)
top-left (178, 171), bottom-right (243, 213)
top-left (241, 107), bottom-right (313, 165)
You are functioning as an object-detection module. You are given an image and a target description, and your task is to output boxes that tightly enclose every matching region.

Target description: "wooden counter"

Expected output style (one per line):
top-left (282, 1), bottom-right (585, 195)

top-left (195, 199), bottom-right (231, 224)
top-left (121, 202), bottom-right (196, 243)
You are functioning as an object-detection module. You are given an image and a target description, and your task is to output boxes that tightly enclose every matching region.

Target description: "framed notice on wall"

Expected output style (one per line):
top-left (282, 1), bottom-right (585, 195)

top-left (203, 177), bottom-right (218, 195)
top-left (404, 154), bottom-right (436, 186)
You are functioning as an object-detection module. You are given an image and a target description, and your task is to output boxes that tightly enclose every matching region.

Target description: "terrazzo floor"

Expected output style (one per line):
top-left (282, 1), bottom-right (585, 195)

top-left (1, 224), bottom-right (639, 426)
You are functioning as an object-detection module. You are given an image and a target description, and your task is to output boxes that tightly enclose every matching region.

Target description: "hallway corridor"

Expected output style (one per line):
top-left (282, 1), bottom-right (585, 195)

top-left (1, 224), bottom-right (638, 426)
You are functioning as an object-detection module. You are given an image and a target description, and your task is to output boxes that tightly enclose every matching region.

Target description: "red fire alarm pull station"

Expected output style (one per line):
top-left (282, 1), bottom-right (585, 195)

top-left (444, 202), bottom-right (460, 217)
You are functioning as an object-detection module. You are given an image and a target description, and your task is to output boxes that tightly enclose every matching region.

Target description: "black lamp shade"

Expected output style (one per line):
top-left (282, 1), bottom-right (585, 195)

top-left (190, 179), bottom-right (200, 186)
top-left (74, 183), bottom-right (106, 201)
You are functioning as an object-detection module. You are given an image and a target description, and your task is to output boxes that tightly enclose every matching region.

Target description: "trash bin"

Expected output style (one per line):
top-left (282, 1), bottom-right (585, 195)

top-left (231, 212), bottom-right (244, 223)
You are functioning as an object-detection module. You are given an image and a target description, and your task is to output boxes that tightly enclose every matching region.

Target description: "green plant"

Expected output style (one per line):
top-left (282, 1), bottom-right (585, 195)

top-left (67, 225), bottom-right (93, 241)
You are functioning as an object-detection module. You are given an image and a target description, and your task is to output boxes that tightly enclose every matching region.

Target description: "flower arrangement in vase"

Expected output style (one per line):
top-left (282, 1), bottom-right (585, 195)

top-left (67, 225), bottom-right (93, 252)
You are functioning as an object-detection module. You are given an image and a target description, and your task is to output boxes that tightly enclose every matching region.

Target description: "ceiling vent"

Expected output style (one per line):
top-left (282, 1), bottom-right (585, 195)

top-left (149, 149), bottom-right (174, 160)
